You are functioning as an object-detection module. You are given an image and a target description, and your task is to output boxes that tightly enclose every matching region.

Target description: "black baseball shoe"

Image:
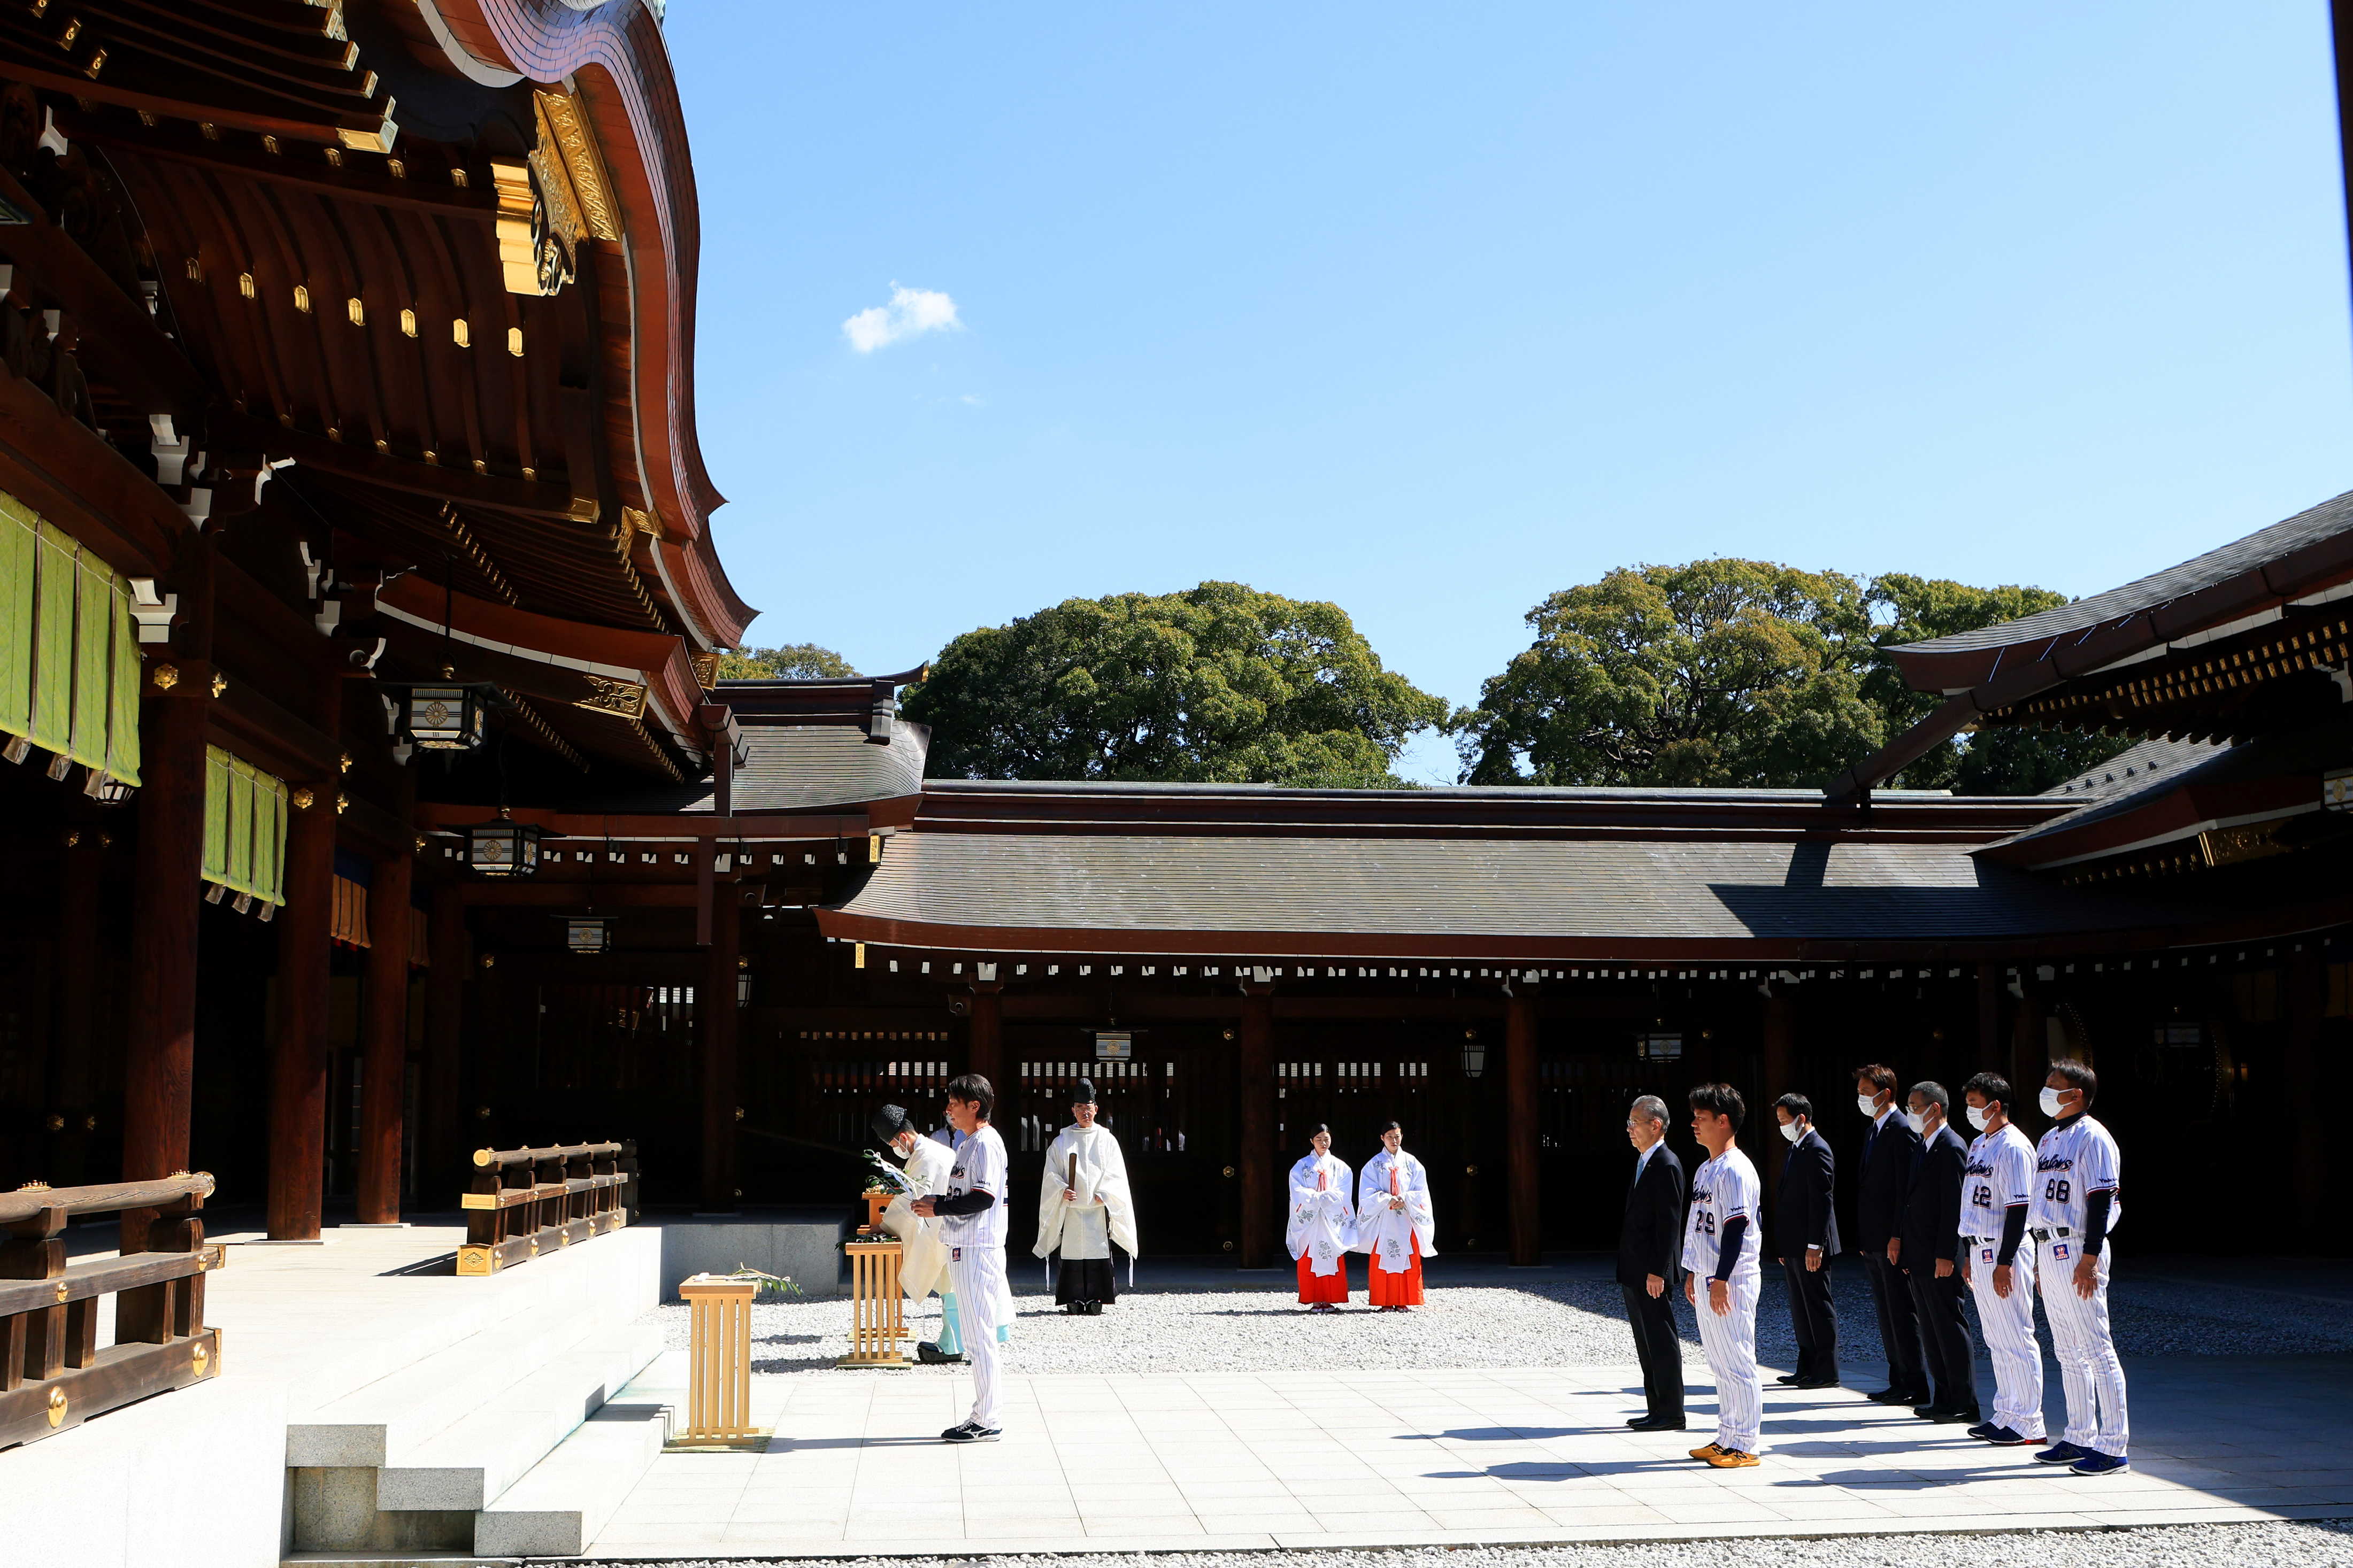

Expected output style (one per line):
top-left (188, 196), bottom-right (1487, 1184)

top-left (915, 1341), bottom-right (965, 1365)
top-left (942, 1421), bottom-right (1002, 1443)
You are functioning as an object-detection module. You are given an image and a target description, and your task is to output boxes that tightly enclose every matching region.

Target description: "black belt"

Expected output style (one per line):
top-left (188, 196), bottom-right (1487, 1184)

top-left (2029, 1226), bottom-right (2073, 1242)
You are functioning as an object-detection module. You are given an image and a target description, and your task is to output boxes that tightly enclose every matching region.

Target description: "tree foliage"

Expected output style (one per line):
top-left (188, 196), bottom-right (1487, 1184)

top-left (717, 642), bottom-right (858, 681)
top-left (903, 582), bottom-right (1448, 788)
top-left (1452, 561), bottom-right (2134, 794)
top-left (1451, 560), bottom-right (1884, 788)
top-left (1865, 574), bottom-right (2133, 794)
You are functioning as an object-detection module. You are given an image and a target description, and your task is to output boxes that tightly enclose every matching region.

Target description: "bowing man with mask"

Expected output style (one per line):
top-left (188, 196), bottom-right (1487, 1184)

top-left (1287, 1124), bottom-right (1357, 1311)
top-left (1357, 1121), bottom-right (1436, 1310)
top-left (1034, 1079), bottom-right (1139, 1316)
top-left (872, 1104), bottom-right (963, 1364)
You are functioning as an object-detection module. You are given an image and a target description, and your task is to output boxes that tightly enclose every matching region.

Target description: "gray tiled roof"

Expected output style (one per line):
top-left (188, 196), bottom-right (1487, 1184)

top-left (580, 720), bottom-right (929, 814)
top-left (832, 830), bottom-right (2174, 947)
top-left (1900, 488), bottom-right (2353, 655)
top-left (2037, 736), bottom-right (2229, 804)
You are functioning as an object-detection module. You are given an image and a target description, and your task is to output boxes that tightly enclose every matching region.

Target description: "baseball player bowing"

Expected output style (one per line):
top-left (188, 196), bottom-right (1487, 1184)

top-left (1681, 1083), bottom-right (1765, 1469)
top-left (1957, 1071), bottom-right (2044, 1448)
top-left (2029, 1059), bottom-right (2128, 1477)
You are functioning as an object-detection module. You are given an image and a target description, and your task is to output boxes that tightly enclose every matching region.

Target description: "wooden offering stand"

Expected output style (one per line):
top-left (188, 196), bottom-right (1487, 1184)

top-left (839, 1187), bottom-right (909, 1368)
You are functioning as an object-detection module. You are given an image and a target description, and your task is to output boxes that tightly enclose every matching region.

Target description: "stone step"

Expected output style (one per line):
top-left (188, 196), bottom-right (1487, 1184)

top-left (374, 1322), bottom-right (664, 1512)
top-left (287, 1302), bottom-right (603, 1469)
top-left (473, 1348), bottom-right (681, 1558)
top-left (282, 1556), bottom-right (519, 1566)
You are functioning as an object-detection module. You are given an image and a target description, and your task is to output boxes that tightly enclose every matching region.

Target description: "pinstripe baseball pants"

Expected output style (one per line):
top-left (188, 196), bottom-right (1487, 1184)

top-left (1696, 1269), bottom-right (1764, 1454)
top-left (2041, 1241), bottom-right (2127, 1455)
top-left (1966, 1241), bottom-right (2044, 1439)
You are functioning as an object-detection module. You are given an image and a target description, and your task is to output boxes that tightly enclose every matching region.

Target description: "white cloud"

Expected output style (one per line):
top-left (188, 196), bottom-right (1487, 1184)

top-left (842, 284), bottom-right (962, 353)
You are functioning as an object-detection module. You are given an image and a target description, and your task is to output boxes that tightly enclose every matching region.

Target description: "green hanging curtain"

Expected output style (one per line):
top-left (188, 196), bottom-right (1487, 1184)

top-left (0, 492), bottom-right (142, 786)
top-left (0, 496), bottom-right (32, 740)
top-left (202, 745), bottom-right (289, 907)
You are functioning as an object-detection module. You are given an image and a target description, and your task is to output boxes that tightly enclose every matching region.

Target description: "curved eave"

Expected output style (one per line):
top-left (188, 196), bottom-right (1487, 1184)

top-left (428, 0), bottom-right (752, 647)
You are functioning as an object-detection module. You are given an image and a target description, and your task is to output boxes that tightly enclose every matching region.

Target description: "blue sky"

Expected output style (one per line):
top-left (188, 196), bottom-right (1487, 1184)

top-left (670, 3), bottom-right (2353, 783)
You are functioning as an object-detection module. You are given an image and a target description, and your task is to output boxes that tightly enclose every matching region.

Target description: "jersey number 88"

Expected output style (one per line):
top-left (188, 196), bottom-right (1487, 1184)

top-left (2043, 1178), bottom-right (2070, 1204)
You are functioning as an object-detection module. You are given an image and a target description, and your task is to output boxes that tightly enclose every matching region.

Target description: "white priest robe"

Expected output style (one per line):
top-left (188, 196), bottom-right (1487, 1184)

top-left (1286, 1152), bottom-right (1357, 1276)
top-left (1356, 1148), bottom-right (1437, 1273)
top-left (1034, 1123), bottom-right (1140, 1276)
top-left (879, 1132), bottom-right (953, 1302)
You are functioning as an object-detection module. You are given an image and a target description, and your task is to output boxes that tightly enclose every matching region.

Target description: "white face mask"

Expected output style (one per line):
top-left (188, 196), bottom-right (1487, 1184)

top-left (2039, 1086), bottom-right (2065, 1118)
top-left (1903, 1110), bottom-right (1927, 1136)
top-left (1779, 1120), bottom-right (1803, 1145)
top-left (1966, 1104), bottom-right (1990, 1131)
top-left (1856, 1094), bottom-right (1879, 1117)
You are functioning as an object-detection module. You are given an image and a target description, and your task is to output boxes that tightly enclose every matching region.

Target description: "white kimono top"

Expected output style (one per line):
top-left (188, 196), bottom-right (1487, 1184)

top-left (1034, 1123), bottom-right (1140, 1265)
top-left (879, 1133), bottom-right (953, 1302)
top-left (1356, 1148), bottom-right (1437, 1273)
top-left (1286, 1152), bottom-right (1357, 1276)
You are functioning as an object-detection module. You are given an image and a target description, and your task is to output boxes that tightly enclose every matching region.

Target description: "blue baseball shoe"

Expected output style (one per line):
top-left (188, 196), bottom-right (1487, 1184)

top-left (2034, 1441), bottom-right (2086, 1465)
top-left (1983, 1426), bottom-right (2038, 1446)
top-left (2069, 1451), bottom-right (2129, 1477)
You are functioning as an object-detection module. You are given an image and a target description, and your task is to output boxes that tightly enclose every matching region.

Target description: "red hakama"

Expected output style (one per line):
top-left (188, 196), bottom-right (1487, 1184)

top-left (1368, 1232), bottom-right (1424, 1306)
top-left (1296, 1252), bottom-right (1350, 1303)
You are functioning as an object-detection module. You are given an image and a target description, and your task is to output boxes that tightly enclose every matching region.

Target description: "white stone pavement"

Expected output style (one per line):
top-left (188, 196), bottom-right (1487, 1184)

top-left (584, 1354), bottom-right (2353, 1558)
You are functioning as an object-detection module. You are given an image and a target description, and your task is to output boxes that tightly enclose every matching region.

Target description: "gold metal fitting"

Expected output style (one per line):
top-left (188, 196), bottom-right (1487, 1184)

top-left (291, 787), bottom-right (316, 810)
top-left (338, 750), bottom-right (353, 774)
top-left (335, 792), bottom-right (349, 815)
top-left (473, 1148), bottom-right (494, 1167)
top-left (17, 1179), bottom-right (49, 1191)
top-left (63, 830), bottom-right (79, 848)
top-left (46, 1388), bottom-right (65, 1427)
top-left (53, 1281), bottom-right (67, 1303)
top-left (191, 1342), bottom-right (209, 1373)
top-left (151, 663), bottom-right (180, 690)
top-left (211, 674), bottom-right (227, 698)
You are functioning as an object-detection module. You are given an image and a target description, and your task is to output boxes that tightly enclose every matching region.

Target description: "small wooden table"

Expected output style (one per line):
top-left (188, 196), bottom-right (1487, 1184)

top-left (839, 1238), bottom-right (910, 1368)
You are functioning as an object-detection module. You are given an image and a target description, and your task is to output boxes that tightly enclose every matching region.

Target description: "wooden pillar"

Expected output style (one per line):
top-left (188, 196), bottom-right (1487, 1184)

top-left (1976, 963), bottom-right (2003, 1071)
top-left (355, 852), bottom-right (413, 1223)
top-left (266, 676), bottom-right (341, 1241)
top-left (698, 886), bottom-right (740, 1211)
top-left (420, 883), bottom-right (465, 1203)
top-left (52, 813), bottom-right (102, 1189)
top-left (1760, 993), bottom-right (1795, 1210)
top-left (120, 534), bottom-right (213, 1255)
top-left (2286, 950), bottom-right (2328, 1248)
top-left (966, 984), bottom-right (1003, 1093)
top-left (1237, 984), bottom-right (1274, 1268)
top-left (2009, 980), bottom-right (2046, 1133)
top-left (1503, 988), bottom-right (1540, 1265)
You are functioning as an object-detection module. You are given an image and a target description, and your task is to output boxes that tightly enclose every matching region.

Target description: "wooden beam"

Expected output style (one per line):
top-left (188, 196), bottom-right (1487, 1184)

top-left (66, 116), bottom-right (500, 224)
top-left (413, 805), bottom-right (870, 841)
top-left (208, 409), bottom-right (590, 519)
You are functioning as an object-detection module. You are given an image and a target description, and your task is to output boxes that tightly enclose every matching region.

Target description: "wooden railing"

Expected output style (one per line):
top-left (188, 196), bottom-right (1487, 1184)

top-left (1, 1173), bottom-right (222, 1451)
top-left (458, 1141), bottom-right (635, 1276)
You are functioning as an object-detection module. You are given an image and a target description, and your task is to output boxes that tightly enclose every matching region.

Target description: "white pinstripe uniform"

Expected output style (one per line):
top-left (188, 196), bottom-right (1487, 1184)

top-left (1682, 1146), bottom-right (1764, 1455)
top-left (1961, 1123), bottom-right (2044, 1439)
top-left (941, 1125), bottom-right (1012, 1432)
top-left (2032, 1115), bottom-right (2126, 1457)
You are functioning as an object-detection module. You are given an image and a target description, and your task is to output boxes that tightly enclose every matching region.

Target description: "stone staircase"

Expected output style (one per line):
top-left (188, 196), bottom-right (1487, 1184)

top-left (283, 1226), bottom-right (669, 1559)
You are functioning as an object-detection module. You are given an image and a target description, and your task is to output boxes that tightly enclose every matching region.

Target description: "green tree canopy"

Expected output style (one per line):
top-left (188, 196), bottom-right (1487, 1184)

top-left (1865, 574), bottom-right (2131, 793)
top-left (1452, 560), bottom-right (2134, 793)
top-left (717, 642), bottom-right (858, 681)
top-left (903, 582), bottom-right (1448, 787)
top-left (1451, 559), bottom-right (1884, 788)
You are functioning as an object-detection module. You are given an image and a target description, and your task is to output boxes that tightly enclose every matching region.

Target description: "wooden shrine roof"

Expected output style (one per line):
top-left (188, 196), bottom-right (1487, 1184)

top-left (0, 0), bottom-right (752, 781)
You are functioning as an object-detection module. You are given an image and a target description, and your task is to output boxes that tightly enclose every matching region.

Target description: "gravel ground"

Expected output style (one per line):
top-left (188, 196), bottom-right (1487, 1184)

top-left (595, 1517), bottom-right (2353, 1567)
top-left (642, 1264), bottom-right (2353, 1376)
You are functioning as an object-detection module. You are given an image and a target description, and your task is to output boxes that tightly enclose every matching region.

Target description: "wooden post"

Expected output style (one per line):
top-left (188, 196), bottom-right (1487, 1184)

top-left (1760, 993), bottom-right (1795, 1211)
top-left (421, 883), bottom-right (465, 1203)
top-left (355, 852), bottom-right (413, 1223)
top-left (2286, 950), bottom-right (2327, 1248)
top-left (698, 884), bottom-right (740, 1211)
top-left (1976, 963), bottom-right (2003, 1071)
top-left (120, 532), bottom-right (213, 1255)
top-left (1504, 987), bottom-right (1540, 1265)
top-left (52, 812), bottom-right (101, 1192)
top-left (966, 983), bottom-right (1003, 1093)
top-left (680, 1274), bottom-right (759, 1434)
top-left (1237, 983), bottom-right (1274, 1268)
top-left (2009, 980), bottom-right (2046, 1133)
top-left (266, 697), bottom-right (340, 1240)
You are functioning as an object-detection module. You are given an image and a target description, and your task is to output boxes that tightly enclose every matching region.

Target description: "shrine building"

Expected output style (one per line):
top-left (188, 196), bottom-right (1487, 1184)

top-left (0, 0), bottom-right (2345, 1299)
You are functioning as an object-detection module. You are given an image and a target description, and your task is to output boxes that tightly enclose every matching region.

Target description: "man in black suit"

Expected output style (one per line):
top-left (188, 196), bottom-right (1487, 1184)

top-left (1617, 1092), bottom-right (1686, 1430)
top-left (1894, 1080), bottom-right (1978, 1423)
top-left (1854, 1062), bottom-right (1928, 1407)
top-left (1770, 1093), bottom-right (1839, 1388)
